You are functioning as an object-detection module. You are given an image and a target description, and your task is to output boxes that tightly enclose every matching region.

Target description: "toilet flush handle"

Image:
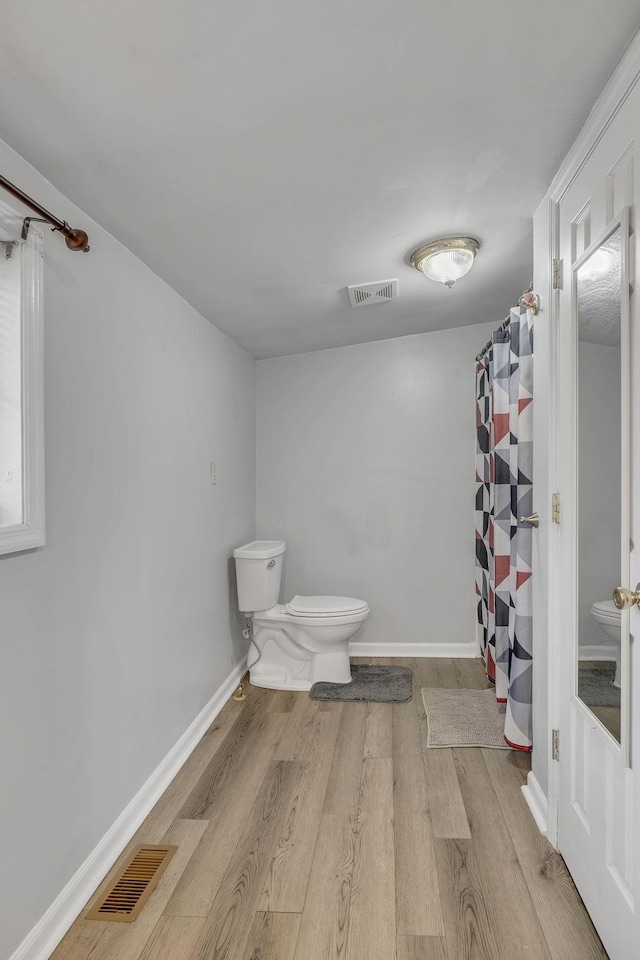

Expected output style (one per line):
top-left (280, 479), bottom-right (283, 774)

top-left (267, 559), bottom-right (276, 568)
top-left (613, 584), bottom-right (640, 610)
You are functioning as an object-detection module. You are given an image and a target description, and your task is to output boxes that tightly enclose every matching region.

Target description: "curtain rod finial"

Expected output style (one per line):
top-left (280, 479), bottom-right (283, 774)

top-left (64, 228), bottom-right (90, 252)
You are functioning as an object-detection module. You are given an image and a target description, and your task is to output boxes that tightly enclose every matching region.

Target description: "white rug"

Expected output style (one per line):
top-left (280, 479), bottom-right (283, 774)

top-left (421, 687), bottom-right (510, 749)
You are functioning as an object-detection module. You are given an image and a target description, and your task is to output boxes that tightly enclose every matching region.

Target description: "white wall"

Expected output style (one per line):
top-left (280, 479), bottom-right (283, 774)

top-left (256, 321), bottom-right (496, 652)
top-left (578, 341), bottom-right (620, 650)
top-left (0, 140), bottom-right (256, 959)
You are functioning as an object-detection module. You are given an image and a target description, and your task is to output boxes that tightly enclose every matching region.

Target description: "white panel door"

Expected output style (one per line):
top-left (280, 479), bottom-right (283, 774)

top-left (554, 94), bottom-right (639, 960)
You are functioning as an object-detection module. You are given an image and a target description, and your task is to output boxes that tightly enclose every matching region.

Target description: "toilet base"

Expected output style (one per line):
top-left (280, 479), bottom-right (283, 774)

top-left (248, 627), bottom-right (353, 691)
top-left (590, 601), bottom-right (622, 689)
top-left (249, 668), bottom-right (313, 692)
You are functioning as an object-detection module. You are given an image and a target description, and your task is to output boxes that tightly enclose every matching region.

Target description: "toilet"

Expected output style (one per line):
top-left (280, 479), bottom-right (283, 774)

top-left (233, 540), bottom-right (369, 691)
top-left (590, 600), bottom-right (622, 688)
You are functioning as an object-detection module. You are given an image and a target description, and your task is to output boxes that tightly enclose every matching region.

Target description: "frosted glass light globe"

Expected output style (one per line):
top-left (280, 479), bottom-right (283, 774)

top-left (420, 248), bottom-right (475, 287)
top-left (410, 237), bottom-right (479, 288)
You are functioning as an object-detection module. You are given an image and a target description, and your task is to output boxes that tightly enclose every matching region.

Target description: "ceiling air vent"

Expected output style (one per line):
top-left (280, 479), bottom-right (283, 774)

top-left (347, 279), bottom-right (398, 307)
top-left (86, 844), bottom-right (178, 922)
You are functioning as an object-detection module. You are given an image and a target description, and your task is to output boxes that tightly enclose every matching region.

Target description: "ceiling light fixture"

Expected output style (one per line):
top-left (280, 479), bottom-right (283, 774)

top-left (410, 236), bottom-right (479, 289)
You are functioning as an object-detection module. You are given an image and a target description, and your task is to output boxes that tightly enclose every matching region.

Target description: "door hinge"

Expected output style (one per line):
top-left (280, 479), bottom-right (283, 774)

top-left (552, 729), bottom-right (560, 761)
top-left (552, 258), bottom-right (563, 290)
top-left (552, 493), bottom-right (561, 524)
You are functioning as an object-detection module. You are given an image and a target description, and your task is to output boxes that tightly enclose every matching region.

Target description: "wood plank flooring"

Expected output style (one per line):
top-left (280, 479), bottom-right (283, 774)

top-left (51, 658), bottom-right (608, 960)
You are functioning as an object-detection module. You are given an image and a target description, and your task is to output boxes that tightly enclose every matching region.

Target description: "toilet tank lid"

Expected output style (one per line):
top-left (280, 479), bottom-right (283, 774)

top-left (233, 540), bottom-right (286, 559)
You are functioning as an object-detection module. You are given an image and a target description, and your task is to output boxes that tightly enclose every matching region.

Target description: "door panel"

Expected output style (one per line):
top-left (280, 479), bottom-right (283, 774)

top-left (554, 94), bottom-right (638, 960)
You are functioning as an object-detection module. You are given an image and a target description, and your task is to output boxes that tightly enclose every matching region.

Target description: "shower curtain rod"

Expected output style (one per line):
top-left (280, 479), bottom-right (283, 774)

top-left (475, 281), bottom-right (540, 362)
top-left (0, 173), bottom-right (90, 252)
top-left (475, 316), bottom-right (511, 363)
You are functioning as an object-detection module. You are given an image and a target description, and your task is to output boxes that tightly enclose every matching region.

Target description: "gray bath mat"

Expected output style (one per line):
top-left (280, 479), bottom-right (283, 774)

top-left (310, 664), bottom-right (413, 702)
top-left (421, 687), bottom-right (510, 749)
top-left (578, 661), bottom-right (620, 708)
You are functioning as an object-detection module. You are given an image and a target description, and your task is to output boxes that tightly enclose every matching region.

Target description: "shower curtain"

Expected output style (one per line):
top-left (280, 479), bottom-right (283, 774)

top-left (475, 305), bottom-right (533, 752)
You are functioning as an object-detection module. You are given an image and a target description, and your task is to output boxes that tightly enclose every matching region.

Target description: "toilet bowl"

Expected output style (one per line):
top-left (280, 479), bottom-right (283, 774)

top-left (590, 600), bottom-right (621, 688)
top-left (233, 540), bottom-right (369, 691)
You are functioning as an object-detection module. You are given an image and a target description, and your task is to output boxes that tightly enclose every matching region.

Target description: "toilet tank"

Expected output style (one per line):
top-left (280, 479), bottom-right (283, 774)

top-left (233, 540), bottom-right (286, 613)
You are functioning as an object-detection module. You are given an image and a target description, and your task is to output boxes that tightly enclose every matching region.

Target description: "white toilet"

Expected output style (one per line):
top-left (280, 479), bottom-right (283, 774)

top-left (233, 540), bottom-right (369, 691)
top-left (590, 600), bottom-right (622, 688)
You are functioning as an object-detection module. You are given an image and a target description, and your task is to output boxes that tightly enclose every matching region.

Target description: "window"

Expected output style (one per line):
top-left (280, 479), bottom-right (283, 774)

top-left (0, 198), bottom-right (44, 554)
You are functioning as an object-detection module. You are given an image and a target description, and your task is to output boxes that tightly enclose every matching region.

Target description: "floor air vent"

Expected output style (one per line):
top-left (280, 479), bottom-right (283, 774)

top-left (86, 844), bottom-right (177, 922)
top-left (347, 279), bottom-right (398, 307)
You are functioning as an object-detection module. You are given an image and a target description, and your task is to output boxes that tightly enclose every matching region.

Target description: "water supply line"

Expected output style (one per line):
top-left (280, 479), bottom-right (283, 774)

top-left (232, 615), bottom-right (263, 701)
top-left (245, 617), bottom-right (263, 672)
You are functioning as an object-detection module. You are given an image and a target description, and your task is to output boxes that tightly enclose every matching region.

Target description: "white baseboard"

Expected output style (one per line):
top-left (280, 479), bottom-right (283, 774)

top-left (349, 641), bottom-right (479, 658)
top-left (579, 645), bottom-right (617, 661)
top-left (9, 657), bottom-right (247, 960)
top-left (545, 789), bottom-right (559, 850)
top-left (521, 771), bottom-right (548, 837)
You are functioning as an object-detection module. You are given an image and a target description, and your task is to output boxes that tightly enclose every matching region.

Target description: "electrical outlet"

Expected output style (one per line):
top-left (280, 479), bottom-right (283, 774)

top-left (210, 461), bottom-right (217, 484)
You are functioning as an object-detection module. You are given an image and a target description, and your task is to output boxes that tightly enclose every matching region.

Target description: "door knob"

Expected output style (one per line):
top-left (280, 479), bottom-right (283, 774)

top-left (520, 513), bottom-right (539, 528)
top-left (612, 584), bottom-right (640, 609)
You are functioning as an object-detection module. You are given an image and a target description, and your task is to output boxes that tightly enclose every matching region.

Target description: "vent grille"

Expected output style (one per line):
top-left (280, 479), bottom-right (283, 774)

top-left (347, 279), bottom-right (398, 307)
top-left (86, 844), bottom-right (177, 922)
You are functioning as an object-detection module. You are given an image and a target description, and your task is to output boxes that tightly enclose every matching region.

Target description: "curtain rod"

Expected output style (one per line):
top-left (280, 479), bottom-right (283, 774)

top-left (475, 282), bottom-right (540, 363)
top-left (475, 316), bottom-right (511, 363)
top-left (0, 173), bottom-right (90, 252)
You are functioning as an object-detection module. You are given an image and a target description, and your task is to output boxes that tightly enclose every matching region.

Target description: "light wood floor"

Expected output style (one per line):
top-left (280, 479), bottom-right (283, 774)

top-left (51, 658), bottom-right (608, 960)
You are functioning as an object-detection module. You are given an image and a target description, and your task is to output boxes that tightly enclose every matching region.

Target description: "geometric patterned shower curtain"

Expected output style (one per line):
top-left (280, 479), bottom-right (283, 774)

top-left (475, 305), bottom-right (534, 752)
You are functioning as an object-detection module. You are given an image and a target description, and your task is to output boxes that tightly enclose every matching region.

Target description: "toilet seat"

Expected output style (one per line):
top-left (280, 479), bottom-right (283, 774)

top-left (256, 601), bottom-right (369, 628)
top-left (591, 600), bottom-right (621, 623)
top-left (286, 595), bottom-right (369, 617)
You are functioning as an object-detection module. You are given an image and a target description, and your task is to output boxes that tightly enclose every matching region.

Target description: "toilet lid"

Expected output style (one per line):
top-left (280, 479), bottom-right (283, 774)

top-left (591, 600), bottom-right (620, 620)
top-left (286, 595), bottom-right (369, 617)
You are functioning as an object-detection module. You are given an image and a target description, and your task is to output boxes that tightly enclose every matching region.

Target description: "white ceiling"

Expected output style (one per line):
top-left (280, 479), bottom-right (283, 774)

top-left (1, 2), bottom-right (639, 359)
